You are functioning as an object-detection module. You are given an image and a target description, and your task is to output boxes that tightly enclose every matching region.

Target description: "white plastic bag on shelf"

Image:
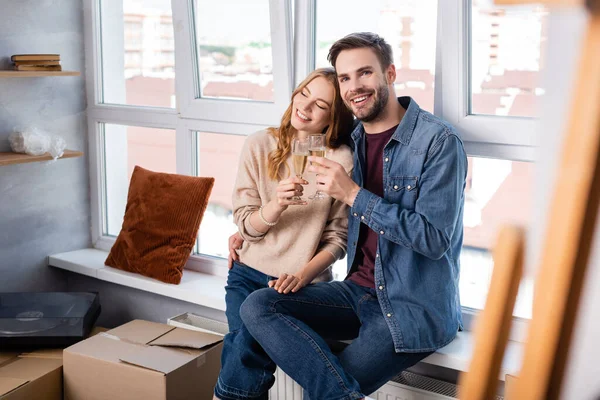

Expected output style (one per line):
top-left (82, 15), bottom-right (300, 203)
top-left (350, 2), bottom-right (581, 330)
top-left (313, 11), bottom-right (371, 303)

top-left (48, 135), bottom-right (66, 159)
top-left (8, 126), bottom-right (67, 160)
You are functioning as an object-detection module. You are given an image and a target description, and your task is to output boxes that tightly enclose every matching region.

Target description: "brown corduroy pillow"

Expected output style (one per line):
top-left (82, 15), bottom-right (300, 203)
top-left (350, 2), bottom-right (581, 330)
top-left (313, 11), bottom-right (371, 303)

top-left (105, 166), bottom-right (215, 284)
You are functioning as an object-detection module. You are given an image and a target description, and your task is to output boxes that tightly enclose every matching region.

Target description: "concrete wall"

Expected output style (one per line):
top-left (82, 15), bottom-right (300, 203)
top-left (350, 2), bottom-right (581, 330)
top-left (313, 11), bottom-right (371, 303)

top-left (0, 0), bottom-right (89, 292)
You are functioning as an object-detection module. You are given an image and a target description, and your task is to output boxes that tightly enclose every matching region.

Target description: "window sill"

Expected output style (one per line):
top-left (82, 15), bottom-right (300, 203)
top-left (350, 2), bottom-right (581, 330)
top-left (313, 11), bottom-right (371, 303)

top-left (48, 248), bottom-right (226, 311)
top-left (48, 248), bottom-right (522, 381)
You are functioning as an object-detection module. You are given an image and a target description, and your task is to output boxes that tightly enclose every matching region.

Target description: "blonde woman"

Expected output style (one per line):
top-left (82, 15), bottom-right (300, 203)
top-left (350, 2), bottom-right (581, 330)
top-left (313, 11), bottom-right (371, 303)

top-left (214, 68), bottom-right (354, 400)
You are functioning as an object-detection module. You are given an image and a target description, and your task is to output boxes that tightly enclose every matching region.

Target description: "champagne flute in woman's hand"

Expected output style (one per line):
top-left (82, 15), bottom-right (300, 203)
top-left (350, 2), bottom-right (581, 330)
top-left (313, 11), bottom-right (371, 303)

top-left (291, 138), bottom-right (309, 201)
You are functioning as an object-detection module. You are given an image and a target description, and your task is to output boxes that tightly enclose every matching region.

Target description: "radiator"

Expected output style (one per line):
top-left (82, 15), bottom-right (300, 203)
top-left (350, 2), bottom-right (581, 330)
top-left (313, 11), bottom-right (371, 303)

top-left (167, 312), bottom-right (503, 400)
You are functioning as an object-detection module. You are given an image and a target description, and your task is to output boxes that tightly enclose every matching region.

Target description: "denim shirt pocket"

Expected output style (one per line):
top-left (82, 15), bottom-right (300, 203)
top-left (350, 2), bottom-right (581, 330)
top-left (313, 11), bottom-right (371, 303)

top-left (388, 176), bottom-right (418, 210)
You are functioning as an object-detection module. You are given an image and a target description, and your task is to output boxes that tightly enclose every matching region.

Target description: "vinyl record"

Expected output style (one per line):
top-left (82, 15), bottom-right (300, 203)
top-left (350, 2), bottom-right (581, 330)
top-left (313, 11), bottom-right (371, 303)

top-left (0, 311), bottom-right (62, 335)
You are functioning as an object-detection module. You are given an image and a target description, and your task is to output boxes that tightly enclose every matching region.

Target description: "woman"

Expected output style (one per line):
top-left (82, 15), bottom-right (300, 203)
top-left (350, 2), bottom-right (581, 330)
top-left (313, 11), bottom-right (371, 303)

top-left (214, 68), bottom-right (354, 400)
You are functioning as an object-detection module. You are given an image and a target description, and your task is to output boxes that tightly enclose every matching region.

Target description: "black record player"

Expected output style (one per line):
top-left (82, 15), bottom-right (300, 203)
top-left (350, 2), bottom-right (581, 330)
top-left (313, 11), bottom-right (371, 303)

top-left (0, 292), bottom-right (101, 349)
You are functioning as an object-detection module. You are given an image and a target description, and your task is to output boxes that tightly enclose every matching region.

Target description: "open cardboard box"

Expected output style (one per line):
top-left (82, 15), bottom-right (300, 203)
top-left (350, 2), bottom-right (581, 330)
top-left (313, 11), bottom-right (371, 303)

top-left (63, 320), bottom-right (223, 400)
top-left (0, 351), bottom-right (62, 400)
top-left (0, 327), bottom-right (107, 400)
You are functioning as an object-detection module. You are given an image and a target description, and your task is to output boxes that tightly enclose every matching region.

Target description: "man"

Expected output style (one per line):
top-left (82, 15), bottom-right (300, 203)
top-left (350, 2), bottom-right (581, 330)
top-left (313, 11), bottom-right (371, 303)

top-left (238, 32), bottom-right (467, 399)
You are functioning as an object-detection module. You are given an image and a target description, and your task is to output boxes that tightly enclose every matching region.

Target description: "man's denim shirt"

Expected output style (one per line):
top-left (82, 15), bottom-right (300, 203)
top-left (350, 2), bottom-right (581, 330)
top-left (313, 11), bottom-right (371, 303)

top-left (347, 97), bottom-right (467, 353)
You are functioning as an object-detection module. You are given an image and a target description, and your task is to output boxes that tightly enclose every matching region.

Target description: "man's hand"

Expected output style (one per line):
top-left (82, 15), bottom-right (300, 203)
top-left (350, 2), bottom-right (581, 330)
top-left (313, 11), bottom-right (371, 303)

top-left (227, 232), bottom-right (244, 269)
top-left (307, 157), bottom-right (360, 206)
top-left (268, 273), bottom-right (309, 294)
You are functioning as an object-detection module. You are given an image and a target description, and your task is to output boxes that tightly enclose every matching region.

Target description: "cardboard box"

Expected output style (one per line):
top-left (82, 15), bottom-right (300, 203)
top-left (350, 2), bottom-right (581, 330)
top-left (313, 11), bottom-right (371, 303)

top-left (167, 312), bottom-right (227, 336)
top-left (0, 350), bottom-right (62, 400)
top-left (0, 327), bottom-right (107, 400)
top-left (63, 320), bottom-right (223, 400)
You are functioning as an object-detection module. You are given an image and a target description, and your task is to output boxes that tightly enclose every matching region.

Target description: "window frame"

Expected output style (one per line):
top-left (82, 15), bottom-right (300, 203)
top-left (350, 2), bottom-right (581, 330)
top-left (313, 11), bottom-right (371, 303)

top-left (439, 0), bottom-right (538, 162)
top-left (173, 0), bottom-right (294, 125)
top-left (85, 0), bottom-right (537, 338)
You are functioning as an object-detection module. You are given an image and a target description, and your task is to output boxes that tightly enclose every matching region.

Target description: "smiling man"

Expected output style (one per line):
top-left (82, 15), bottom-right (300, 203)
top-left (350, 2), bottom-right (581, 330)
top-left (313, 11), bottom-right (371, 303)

top-left (240, 32), bottom-right (468, 399)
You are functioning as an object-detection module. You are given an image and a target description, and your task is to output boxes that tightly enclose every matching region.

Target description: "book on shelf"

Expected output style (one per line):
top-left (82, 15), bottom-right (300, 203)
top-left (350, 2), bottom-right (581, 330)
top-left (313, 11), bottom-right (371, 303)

top-left (14, 65), bottom-right (63, 71)
top-left (14, 60), bottom-right (61, 66)
top-left (10, 54), bottom-right (60, 62)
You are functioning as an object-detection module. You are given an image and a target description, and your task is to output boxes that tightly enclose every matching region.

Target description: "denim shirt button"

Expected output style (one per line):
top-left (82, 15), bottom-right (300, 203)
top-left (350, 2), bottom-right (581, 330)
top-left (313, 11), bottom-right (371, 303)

top-left (393, 185), bottom-right (399, 190)
top-left (407, 185), bottom-right (412, 190)
top-left (384, 157), bottom-right (389, 162)
top-left (361, 216), bottom-right (365, 220)
top-left (379, 230), bottom-right (385, 235)
top-left (375, 253), bottom-right (379, 258)
top-left (386, 313), bottom-right (392, 318)
top-left (378, 285), bottom-right (383, 290)
top-left (353, 212), bottom-right (358, 217)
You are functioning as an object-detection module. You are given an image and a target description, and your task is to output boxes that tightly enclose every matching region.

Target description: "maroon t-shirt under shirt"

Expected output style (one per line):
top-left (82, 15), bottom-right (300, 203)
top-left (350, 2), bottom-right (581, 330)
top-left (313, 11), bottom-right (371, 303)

top-left (348, 125), bottom-right (398, 288)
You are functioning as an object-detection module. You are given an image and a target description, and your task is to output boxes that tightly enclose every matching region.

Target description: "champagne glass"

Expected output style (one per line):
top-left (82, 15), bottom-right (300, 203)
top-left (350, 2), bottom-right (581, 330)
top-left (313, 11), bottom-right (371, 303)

top-left (308, 134), bottom-right (327, 200)
top-left (291, 138), bottom-right (309, 201)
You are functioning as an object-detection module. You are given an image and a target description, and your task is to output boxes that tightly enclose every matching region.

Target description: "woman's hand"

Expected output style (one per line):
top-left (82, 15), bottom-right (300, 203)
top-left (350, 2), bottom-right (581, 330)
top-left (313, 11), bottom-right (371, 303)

top-left (269, 273), bottom-right (309, 294)
top-left (274, 176), bottom-right (308, 211)
top-left (227, 232), bottom-right (244, 269)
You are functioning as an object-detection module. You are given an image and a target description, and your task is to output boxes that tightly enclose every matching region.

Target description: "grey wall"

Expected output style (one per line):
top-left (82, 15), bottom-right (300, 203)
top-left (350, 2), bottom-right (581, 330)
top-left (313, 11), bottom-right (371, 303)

top-left (65, 274), bottom-right (227, 328)
top-left (526, 8), bottom-right (600, 400)
top-left (551, 10), bottom-right (600, 400)
top-left (0, 0), bottom-right (225, 329)
top-left (0, 0), bottom-right (90, 292)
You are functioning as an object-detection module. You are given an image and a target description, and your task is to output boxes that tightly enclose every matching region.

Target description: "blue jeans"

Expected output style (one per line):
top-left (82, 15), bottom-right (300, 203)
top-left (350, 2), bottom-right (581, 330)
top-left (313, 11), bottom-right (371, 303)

top-left (215, 262), bottom-right (278, 400)
top-left (240, 280), bottom-right (433, 400)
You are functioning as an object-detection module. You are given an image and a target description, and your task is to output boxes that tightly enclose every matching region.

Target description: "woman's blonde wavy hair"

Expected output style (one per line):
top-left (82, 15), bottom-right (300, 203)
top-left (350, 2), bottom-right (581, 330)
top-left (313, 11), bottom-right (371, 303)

top-left (267, 67), bottom-right (354, 181)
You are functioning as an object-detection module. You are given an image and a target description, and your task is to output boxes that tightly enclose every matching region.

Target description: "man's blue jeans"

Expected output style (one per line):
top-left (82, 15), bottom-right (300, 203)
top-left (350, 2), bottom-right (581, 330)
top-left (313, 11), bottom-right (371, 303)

top-left (215, 262), bottom-right (277, 400)
top-left (240, 280), bottom-right (433, 400)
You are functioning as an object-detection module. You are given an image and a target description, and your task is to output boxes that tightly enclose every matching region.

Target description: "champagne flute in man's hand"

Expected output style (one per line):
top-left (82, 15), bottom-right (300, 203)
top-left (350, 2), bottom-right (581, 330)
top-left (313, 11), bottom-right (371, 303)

top-left (308, 134), bottom-right (327, 200)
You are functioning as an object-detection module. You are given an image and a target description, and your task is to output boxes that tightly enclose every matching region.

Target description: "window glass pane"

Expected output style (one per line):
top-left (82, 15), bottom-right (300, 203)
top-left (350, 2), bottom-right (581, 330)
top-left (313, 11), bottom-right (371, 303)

top-left (102, 123), bottom-right (176, 236)
top-left (100, 0), bottom-right (176, 108)
top-left (470, 0), bottom-right (548, 117)
top-left (195, 132), bottom-right (246, 258)
top-left (195, 0), bottom-right (274, 102)
top-left (461, 157), bottom-right (534, 318)
top-left (316, 0), bottom-right (438, 112)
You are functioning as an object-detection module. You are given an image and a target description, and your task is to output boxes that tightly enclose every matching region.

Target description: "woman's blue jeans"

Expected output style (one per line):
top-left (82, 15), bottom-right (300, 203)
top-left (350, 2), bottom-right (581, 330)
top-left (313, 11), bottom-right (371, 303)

top-left (214, 262), bottom-right (277, 400)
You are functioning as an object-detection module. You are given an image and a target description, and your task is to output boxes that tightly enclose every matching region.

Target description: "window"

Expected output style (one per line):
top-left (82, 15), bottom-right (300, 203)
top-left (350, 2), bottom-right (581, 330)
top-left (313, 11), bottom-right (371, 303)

top-left (101, 124), bottom-right (176, 237)
top-left (315, 0), bottom-right (438, 112)
top-left (88, 0), bottom-right (539, 328)
top-left (194, 132), bottom-right (247, 258)
top-left (195, 0), bottom-right (274, 102)
top-left (100, 0), bottom-right (175, 107)
top-left (461, 157), bottom-right (534, 319)
top-left (175, 0), bottom-right (293, 125)
top-left (470, 0), bottom-right (548, 117)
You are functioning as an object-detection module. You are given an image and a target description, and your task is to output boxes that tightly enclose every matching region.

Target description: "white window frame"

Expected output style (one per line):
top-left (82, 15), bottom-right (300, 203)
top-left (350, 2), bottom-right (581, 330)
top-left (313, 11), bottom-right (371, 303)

top-left (439, 0), bottom-right (538, 162)
top-left (84, 0), bottom-right (293, 277)
top-left (173, 0), bottom-right (294, 125)
top-left (85, 0), bottom-right (533, 339)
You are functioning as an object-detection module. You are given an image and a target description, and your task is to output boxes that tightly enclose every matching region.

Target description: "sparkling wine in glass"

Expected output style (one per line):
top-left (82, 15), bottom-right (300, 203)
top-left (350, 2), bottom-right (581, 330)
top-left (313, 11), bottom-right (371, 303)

top-left (291, 138), bottom-right (309, 201)
top-left (308, 134), bottom-right (327, 200)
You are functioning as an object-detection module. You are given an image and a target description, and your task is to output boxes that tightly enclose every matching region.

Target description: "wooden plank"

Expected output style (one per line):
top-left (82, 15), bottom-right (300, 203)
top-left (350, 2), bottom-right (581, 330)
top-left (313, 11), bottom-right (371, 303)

top-left (457, 225), bottom-right (524, 400)
top-left (0, 150), bottom-right (83, 166)
top-left (505, 374), bottom-right (518, 400)
top-left (513, 14), bottom-right (600, 400)
top-left (0, 71), bottom-right (80, 77)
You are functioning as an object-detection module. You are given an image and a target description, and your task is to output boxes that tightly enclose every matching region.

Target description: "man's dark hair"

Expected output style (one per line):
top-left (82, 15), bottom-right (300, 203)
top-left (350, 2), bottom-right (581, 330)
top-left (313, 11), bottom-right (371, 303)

top-left (327, 32), bottom-right (394, 71)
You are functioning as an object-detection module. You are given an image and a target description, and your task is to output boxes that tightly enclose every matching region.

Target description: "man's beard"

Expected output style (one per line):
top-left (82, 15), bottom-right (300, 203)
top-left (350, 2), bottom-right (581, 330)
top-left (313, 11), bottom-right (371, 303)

top-left (346, 82), bottom-right (389, 123)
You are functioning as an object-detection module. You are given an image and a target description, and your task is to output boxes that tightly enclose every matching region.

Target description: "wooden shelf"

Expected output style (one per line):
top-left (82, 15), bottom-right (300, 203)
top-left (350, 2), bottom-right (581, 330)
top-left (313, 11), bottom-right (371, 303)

top-left (0, 71), bottom-right (80, 77)
top-left (0, 150), bottom-right (83, 166)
